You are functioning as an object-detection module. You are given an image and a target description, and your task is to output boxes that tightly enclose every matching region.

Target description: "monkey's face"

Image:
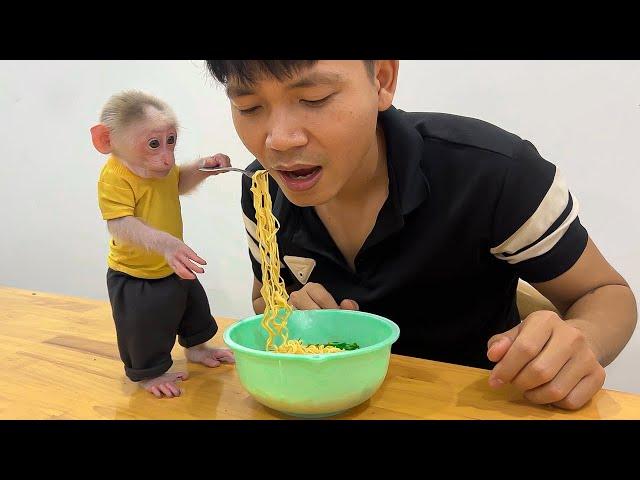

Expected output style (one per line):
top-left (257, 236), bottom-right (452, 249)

top-left (114, 114), bottom-right (178, 178)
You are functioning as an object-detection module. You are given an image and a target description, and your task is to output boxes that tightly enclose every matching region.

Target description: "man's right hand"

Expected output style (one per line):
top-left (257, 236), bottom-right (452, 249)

top-left (161, 236), bottom-right (206, 280)
top-left (289, 282), bottom-right (359, 310)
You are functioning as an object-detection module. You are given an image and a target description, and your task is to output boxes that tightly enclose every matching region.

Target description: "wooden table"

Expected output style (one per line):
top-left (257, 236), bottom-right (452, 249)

top-left (1, 286), bottom-right (639, 420)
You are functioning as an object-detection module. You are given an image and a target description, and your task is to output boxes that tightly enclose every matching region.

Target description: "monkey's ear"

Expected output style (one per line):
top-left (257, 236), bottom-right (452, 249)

top-left (90, 124), bottom-right (112, 154)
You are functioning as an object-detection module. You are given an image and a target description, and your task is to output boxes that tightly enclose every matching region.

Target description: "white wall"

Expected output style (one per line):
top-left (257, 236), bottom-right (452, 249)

top-left (1, 60), bottom-right (638, 393)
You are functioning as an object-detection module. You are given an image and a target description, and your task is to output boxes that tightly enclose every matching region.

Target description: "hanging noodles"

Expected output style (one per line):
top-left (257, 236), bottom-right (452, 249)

top-left (250, 169), bottom-right (345, 354)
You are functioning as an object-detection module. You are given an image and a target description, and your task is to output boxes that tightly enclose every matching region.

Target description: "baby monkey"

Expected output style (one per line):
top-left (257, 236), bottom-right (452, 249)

top-left (92, 90), bottom-right (234, 398)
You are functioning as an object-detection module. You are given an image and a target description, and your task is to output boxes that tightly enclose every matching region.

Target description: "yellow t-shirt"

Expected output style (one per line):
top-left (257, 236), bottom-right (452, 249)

top-left (97, 155), bottom-right (183, 279)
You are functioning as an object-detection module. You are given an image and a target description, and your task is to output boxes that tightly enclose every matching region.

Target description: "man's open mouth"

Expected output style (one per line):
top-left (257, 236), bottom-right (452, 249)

top-left (276, 165), bottom-right (323, 192)
top-left (279, 166), bottom-right (321, 179)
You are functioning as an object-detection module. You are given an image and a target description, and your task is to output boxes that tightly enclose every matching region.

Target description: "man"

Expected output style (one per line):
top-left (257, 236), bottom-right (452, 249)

top-left (206, 60), bottom-right (636, 410)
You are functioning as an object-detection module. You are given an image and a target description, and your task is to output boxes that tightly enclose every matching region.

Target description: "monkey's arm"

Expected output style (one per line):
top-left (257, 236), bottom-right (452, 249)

top-left (107, 216), bottom-right (173, 254)
top-left (178, 160), bottom-right (212, 195)
top-left (178, 153), bottom-right (231, 195)
top-left (107, 216), bottom-right (206, 279)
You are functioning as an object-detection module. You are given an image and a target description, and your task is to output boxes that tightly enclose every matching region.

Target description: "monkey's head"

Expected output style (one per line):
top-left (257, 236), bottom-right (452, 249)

top-left (91, 90), bottom-right (178, 178)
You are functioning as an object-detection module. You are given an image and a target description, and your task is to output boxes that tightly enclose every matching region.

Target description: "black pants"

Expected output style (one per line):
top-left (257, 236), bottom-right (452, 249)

top-left (106, 268), bottom-right (218, 382)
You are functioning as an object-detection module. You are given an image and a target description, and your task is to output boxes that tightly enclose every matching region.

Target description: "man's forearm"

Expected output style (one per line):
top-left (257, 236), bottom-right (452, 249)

top-left (253, 296), bottom-right (266, 314)
top-left (564, 284), bottom-right (637, 367)
top-left (107, 216), bottom-right (171, 255)
top-left (252, 283), bottom-right (296, 314)
top-left (179, 160), bottom-right (209, 195)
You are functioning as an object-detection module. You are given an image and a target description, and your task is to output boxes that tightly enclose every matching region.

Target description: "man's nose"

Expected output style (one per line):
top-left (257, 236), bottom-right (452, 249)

top-left (265, 113), bottom-right (307, 151)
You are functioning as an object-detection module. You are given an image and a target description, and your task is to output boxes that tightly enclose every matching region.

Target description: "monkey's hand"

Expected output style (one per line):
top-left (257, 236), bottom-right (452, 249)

top-left (179, 153), bottom-right (232, 194)
top-left (161, 236), bottom-right (207, 280)
top-left (201, 153), bottom-right (231, 175)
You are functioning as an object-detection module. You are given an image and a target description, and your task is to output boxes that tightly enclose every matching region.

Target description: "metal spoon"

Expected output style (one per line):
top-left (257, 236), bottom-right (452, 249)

top-left (199, 166), bottom-right (270, 178)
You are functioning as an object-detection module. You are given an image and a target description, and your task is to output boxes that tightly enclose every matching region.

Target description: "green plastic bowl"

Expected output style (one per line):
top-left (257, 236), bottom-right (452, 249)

top-left (223, 309), bottom-right (400, 418)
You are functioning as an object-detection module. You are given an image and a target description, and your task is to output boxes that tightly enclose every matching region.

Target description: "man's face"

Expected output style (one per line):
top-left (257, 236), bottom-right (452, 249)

top-left (227, 61), bottom-right (381, 206)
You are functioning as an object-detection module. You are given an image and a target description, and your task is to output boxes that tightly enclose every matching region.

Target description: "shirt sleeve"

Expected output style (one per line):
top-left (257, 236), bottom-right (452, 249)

top-left (97, 175), bottom-right (135, 220)
top-left (490, 139), bottom-right (588, 283)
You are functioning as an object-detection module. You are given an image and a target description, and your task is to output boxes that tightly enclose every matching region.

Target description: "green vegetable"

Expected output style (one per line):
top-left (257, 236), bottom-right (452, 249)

top-left (329, 341), bottom-right (360, 350)
top-left (308, 341), bottom-right (360, 350)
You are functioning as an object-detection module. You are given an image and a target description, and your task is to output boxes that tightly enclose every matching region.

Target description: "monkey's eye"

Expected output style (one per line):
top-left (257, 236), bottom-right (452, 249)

top-left (148, 139), bottom-right (160, 149)
top-left (167, 135), bottom-right (176, 145)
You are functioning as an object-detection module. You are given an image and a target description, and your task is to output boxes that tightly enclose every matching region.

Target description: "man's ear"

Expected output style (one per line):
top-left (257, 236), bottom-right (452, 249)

top-left (375, 60), bottom-right (400, 112)
top-left (90, 124), bottom-right (113, 154)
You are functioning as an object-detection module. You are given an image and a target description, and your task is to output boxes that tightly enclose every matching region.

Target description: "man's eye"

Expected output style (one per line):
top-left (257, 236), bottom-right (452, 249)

top-left (301, 94), bottom-right (333, 107)
top-left (238, 106), bottom-right (261, 115)
top-left (148, 139), bottom-right (160, 148)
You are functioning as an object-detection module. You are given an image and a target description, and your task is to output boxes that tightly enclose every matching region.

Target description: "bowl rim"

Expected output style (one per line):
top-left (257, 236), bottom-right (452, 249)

top-left (223, 309), bottom-right (400, 362)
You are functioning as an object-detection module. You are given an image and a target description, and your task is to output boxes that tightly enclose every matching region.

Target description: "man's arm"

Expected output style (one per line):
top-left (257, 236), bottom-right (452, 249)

top-left (533, 237), bottom-right (637, 366)
top-left (252, 276), bottom-right (360, 313)
top-left (252, 277), bottom-right (266, 314)
top-left (251, 278), bottom-right (300, 314)
top-left (488, 236), bottom-right (636, 409)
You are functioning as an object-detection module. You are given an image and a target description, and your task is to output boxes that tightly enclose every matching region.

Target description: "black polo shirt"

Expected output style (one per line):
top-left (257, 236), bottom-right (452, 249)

top-left (240, 105), bottom-right (588, 369)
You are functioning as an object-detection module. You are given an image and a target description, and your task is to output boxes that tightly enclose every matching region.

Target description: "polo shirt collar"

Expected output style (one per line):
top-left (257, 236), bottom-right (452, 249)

top-left (378, 105), bottom-right (430, 216)
top-left (286, 104), bottom-right (431, 263)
